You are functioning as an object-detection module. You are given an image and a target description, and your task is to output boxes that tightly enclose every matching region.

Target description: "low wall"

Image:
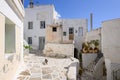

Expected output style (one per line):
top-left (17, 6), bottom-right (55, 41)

top-left (67, 57), bottom-right (79, 80)
top-left (82, 53), bottom-right (97, 68)
top-left (43, 43), bottom-right (74, 57)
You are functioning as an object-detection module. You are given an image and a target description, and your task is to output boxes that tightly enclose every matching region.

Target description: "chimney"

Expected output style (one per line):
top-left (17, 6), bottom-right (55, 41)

top-left (90, 13), bottom-right (93, 31)
top-left (29, 0), bottom-right (34, 8)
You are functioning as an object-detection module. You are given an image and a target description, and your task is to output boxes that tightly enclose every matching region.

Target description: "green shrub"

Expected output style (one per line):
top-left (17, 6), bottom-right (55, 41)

top-left (23, 45), bottom-right (32, 50)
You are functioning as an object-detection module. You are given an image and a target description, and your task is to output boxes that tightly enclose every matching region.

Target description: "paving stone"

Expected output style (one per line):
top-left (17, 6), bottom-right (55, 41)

top-left (30, 77), bottom-right (41, 80)
top-left (30, 68), bottom-right (41, 73)
top-left (52, 72), bottom-right (59, 79)
top-left (33, 64), bottom-right (40, 68)
top-left (17, 76), bottom-right (25, 80)
top-left (24, 54), bottom-right (78, 80)
top-left (53, 78), bottom-right (60, 80)
top-left (42, 74), bottom-right (52, 79)
top-left (42, 67), bottom-right (52, 74)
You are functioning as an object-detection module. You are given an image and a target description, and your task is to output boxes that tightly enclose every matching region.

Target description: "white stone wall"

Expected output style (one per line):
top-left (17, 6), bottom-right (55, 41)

top-left (94, 57), bottom-right (104, 79)
top-left (24, 5), bottom-right (87, 51)
top-left (102, 18), bottom-right (120, 63)
top-left (0, 0), bottom-right (24, 80)
top-left (44, 43), bottom-right (74, 57)
top-left (0, 0), bottom-right (24, 27)
top-left (105, 59), bottom-right (112, 80)
top-left (24, 5), bottom-right (57, 50)
top-left (62, 19), bottom-right (88, 50)
top-left (85, 28), bottom-right (101, 42)
top-left (67, 58), bottom-right (79, 80)
top-left (82, 53), bottom-right (97, 68)
top-left (102, 18), bottom-right (120, 80)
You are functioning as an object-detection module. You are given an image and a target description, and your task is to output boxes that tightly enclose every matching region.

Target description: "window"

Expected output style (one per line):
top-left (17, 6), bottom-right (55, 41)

top-left (78, 27), bottom-right (83, 36)
top-left (28, 37), bottom-right (32, 44)
top-left (5, 24), bottom-right (16, 53)
top-left (28, 21), bottom-right (33, 29)
top-left (40, 21), bottom-right (45, 29)
top-left (69, 28), bottom-right (74, 40)
top-left (63, 32), bottom-right (66, 36)
top-left (52, 27), bottom-right (57, 32)
top-left (69, 28), bottom-right (74, 34)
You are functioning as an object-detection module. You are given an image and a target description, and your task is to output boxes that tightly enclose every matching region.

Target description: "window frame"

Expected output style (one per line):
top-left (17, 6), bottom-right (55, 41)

top-left (28, 21), bottom-right (33, 29)
top-left (63, 32), bottom-right (67, 36)
top-left (52, 27), bottom-right (57, 32)
top-left (69, 27), bottom-right (74, 34)
top-left (40, 21), bottom-right (45, 29)
top-left (78, 27), bottom-right (83, 36)
top-left (28, 37), bottom-right (32, 44)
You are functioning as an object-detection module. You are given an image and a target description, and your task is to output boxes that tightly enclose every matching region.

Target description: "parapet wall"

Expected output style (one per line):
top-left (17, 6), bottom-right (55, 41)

top-left (43, 43), bottom-right (74, 58)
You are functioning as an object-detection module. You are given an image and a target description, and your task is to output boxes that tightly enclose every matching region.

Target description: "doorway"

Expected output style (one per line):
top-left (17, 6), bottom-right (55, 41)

top-left (39, 37), bottom-right (45, 50)
top-left (69, 27), bottom-right (74, 40)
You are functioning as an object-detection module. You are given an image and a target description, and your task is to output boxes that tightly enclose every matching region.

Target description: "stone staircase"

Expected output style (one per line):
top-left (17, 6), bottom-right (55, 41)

top-left (85, 62), bottom-right (96, 73)
top-left (113, 65), bottom-right (120, 80)
top-left (81, 53), bottom-right (104, 80)
top-left (81, 61), bottom-right (97, 80)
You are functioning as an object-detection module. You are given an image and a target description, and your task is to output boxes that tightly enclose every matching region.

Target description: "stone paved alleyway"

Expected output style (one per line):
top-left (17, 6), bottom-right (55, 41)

top-left (24, 54), bottom-right (79, 80)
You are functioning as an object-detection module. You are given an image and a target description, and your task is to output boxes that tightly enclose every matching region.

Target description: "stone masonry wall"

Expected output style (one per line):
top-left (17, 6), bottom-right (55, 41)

top-left (43, 43), bottom-right (74, 57)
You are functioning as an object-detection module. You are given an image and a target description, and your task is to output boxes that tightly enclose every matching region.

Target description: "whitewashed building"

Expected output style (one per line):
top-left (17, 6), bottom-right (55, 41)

top-left (24, 2), bottom-right (87, 52)
top-left (0, 0), bottom-right (24, 80)
top-left (61, 19), bottom-right (87, 50)
top-left (102, 18), bottom-right (120, 80)
top-left (24, 4), bottom-right (60, 50)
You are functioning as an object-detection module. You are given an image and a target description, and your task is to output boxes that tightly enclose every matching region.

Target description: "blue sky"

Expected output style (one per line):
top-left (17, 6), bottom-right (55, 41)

top-left (24, 0), bottom-right (120, 30)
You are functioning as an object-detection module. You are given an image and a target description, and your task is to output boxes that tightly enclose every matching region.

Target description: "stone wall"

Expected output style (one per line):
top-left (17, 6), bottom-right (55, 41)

top-left (0, 13), bottom-right (5, 72)
top-left (82, 53), bottom-right (97, 68)
top-left (24, 5), bottom-right (55, 50)
top-left (62, 19), bottom-right (87, 50)
top-left (102, 18), bottom-right (120, 63)
top-left (46, 25), bottom-right (62, 43)
top-left (85, 28), bottom-right (101, 42)
top-left (43, 43), bottom-right (74, 57)
top-left (102, 18), bottom-right (120, 80)
top-left (0, 0), bottom-right (24, 80)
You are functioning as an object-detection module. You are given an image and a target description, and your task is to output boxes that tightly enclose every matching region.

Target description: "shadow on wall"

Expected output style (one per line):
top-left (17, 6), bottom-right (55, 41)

top-left (74, 48), bottom-right (79, 59)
